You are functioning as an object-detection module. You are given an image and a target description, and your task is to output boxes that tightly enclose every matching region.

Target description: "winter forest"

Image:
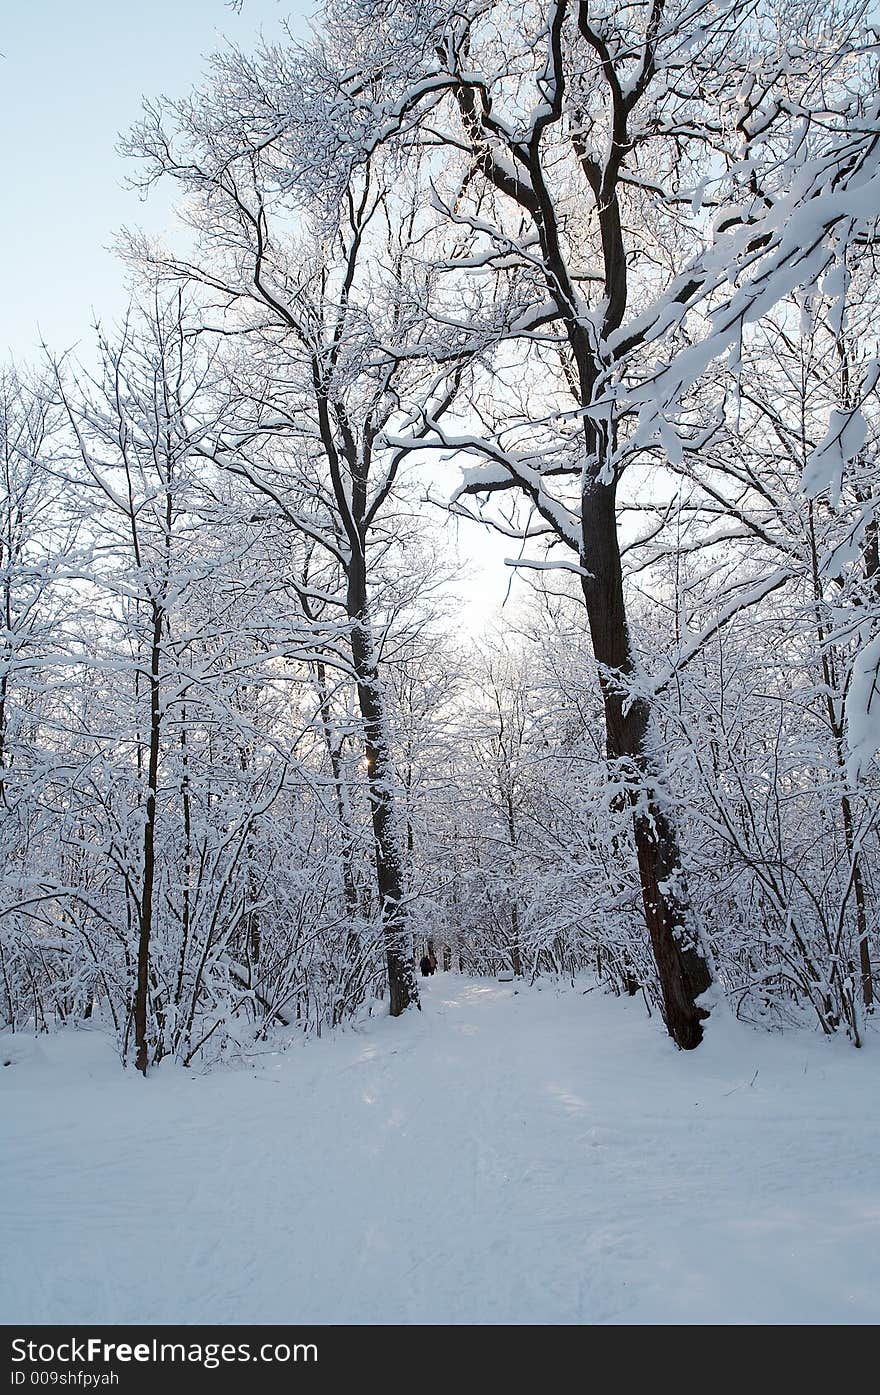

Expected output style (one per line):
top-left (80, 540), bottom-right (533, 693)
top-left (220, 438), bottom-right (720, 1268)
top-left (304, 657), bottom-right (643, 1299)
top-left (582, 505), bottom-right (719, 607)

top-left (3, 0), bottom-right (880, 1330)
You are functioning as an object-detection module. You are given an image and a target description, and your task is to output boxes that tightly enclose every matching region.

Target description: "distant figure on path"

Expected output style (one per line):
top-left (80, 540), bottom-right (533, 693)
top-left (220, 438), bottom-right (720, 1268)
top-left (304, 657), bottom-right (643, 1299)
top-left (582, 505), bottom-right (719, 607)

top-left (420, 954), bottom-right (434, 976)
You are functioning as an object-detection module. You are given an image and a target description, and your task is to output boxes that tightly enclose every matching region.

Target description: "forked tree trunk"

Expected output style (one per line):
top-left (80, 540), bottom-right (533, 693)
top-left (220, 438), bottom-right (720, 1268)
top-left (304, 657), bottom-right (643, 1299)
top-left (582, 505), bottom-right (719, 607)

top-left (458, 69), bottom-right (716, 1047)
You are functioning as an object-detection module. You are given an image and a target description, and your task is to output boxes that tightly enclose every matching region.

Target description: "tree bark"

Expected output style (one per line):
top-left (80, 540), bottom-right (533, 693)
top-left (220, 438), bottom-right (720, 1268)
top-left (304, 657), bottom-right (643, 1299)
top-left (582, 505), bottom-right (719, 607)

top-left (505, 789), bottom-right (523, 977)
top-left (454, 43), bottom-right (715, 1047)
top-left (809, 504), bottom-right (873, 1016)
top-left (581, 474), bottom-right (712, 1049)
top-left (347, 553), bottom-right (419, 1017)
top-left (135, 602), bottom-right (163, 1075)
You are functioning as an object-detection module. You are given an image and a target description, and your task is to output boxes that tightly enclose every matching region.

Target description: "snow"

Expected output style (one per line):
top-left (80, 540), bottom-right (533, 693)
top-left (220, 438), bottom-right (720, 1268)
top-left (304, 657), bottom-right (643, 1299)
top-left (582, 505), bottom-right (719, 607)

top-left (846, 631), bottom-right (880, 783)
top-left (803, 405), bottom-right (869, 507)
top-left (2, 978), bottom-right (878, 1325)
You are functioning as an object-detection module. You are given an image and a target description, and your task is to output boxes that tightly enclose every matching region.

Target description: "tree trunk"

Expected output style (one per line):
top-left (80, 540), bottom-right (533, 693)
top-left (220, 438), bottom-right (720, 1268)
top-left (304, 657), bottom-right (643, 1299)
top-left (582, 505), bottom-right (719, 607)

top-left (505, 790), bottom-right (523, 977)
top-left (581, 473), bottom-right (712, 1049)
top-left (135, 603), bottom-right (163, 1075)
top-left (348, 556), bottom-right (419, 1017)
top-left (840, 790), bottom-right (873, 1014)
top-left (857, 510), bottom-right (878, 1009)
top-left (809, 504), bottom-right (874, 1015)
top-left (312, 655), bottom-right (360, 923)
top-left (451, 0), bottom-right (718, 1045)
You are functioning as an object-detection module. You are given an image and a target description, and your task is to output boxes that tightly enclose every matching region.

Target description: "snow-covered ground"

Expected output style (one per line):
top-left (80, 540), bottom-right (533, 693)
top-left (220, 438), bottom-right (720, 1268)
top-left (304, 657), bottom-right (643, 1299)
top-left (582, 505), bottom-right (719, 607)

top-left (2, 977), bottom-right (877, 1325)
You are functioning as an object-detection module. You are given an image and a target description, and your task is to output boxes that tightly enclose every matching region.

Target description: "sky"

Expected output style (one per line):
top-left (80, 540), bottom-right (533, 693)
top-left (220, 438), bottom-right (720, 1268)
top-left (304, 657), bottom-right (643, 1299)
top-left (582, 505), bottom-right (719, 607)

top-left (1, 0), bottom-right (314, 361)
top-left (0, 0), bottom-right (518, 623)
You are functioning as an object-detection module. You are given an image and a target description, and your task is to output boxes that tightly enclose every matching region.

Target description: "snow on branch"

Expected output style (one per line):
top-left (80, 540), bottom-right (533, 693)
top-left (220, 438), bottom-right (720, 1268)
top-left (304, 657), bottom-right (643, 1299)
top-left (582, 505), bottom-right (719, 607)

top-left (846, 633), bottom-right (880, 783)
top-left (802, 360), bottom-right (880, 506)
top-left (652, 567), bottom-right (794, 693)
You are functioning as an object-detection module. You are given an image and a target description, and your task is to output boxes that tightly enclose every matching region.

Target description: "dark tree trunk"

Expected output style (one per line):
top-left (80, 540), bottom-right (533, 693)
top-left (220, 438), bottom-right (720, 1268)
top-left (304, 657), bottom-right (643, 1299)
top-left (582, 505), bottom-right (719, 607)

top-left (135, 603), bottom-right (163, 1075)
top-left (505, 790), bottom-right (523, 977)
top-left (174, 704), bottom-right (193, 1042)
top-left (348, 554), bottom-right (419, 1017)
top-left (313, 382), bottom-right (419, 1015)
top-left (580, 473), bottom-right (712, 1049)
top-left (632, 810), bottom-right (711, 1048)
top-left (460, 72), bottom-right (716, 1047)
top-left (841, 791), bottom-right (873, 1015)
top-left (510, 906), bottom-right (523, 979)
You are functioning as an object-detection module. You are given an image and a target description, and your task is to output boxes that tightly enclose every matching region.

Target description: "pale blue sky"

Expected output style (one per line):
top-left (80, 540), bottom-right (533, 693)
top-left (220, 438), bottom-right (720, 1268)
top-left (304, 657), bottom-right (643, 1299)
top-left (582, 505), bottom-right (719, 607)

top-left (1, 0), bottom-right (314, 360)
top-left (0, 0), bottom-right (514, 616)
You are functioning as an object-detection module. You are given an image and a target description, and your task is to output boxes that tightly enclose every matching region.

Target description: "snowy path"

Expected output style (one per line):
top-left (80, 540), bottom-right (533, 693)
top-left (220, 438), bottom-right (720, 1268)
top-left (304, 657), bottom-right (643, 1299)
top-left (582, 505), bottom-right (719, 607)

top-left (2, 978), bottom-right (878, 1325)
